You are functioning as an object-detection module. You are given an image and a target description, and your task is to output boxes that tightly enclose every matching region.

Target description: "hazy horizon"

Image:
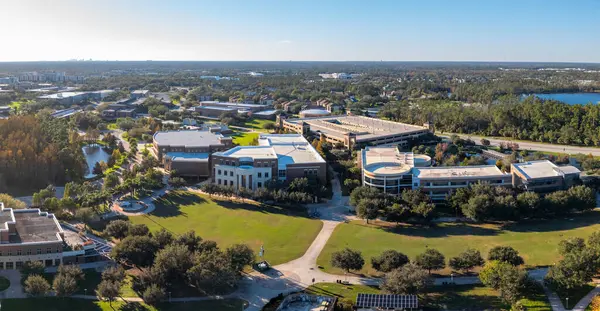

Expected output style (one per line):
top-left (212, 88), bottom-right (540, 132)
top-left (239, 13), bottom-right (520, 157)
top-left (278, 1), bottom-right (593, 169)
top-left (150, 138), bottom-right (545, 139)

top-left (2, 0), bottom-right (599, 63)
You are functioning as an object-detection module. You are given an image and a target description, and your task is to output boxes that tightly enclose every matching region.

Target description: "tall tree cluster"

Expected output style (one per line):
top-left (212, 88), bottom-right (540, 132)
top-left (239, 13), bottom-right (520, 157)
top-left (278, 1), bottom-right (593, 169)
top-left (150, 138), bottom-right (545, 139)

top-left (0, 115), bottom-right (85, 192)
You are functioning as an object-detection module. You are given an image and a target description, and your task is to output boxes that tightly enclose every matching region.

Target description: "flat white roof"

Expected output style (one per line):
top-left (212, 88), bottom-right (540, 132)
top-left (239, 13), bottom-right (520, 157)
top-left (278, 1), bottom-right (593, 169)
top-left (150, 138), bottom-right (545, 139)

top-left (153, 130), bottom-right (224, 147)
top-left (165, 152), bottom-right (209, 162)
top-left (512, 160), bottom-right (580, 180)
top-left (215, 134), bottom-right (325, 168)
top-left (414, 165), bottom-right (506, 179)
top-left (286, 115), bottom-right (428, 141)
top-left (362, 147), bottom-right (414, 175)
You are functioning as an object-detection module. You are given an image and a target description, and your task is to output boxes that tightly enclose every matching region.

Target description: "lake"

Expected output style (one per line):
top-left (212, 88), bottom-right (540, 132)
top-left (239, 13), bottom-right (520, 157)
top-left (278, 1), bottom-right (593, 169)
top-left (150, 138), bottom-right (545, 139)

top-left (82, 145), bottom-right (111, 178)
top-left (522, 93), bottom-right (600, 105)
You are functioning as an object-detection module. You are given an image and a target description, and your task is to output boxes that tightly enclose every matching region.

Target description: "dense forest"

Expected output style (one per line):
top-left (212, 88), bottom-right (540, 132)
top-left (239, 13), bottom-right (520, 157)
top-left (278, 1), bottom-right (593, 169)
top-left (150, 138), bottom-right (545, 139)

top-left (379, 96), bottom-right (600, 146)
top-left (0, 115), bottom-right (85, 194)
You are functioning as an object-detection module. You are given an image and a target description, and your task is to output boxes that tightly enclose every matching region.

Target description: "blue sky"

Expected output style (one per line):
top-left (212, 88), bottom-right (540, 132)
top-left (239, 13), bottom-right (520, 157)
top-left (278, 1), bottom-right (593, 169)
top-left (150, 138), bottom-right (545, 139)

top-left (1, 0), bottom-right (599, 62)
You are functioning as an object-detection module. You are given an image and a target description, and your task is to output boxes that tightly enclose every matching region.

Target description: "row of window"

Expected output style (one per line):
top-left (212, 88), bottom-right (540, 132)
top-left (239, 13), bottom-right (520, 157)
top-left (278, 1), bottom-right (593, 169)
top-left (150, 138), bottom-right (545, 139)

top-left (0, 247), bottom-right (60, 256)
top-left (303, 169), bottom-right (318, 177)
top-left (217, 169), bottom-right (234, 177)
top-left (0, 259), bottom-right (62, 270)
top-left (217, 180), bottom-right (234, 186)
top-left (218, 159), bottom-right (276, 167)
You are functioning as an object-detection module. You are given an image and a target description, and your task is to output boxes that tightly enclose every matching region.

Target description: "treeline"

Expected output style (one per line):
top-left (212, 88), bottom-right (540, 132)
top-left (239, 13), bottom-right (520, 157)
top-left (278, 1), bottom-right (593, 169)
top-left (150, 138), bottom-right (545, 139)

top-left (331, 245), bottom-right (533, 307)
top-left (379, 96), bottom-right (600, 146)
top-left (350, 183), bottom-right (596, 223)
top-left (0, 114), bottom-right (85, 193)
top-left (107, 224), bottom-right (254, 300)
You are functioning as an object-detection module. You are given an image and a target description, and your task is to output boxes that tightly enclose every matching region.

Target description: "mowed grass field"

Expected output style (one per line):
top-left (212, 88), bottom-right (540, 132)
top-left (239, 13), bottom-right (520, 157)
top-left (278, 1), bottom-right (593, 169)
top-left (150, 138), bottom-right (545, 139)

top-left (240, 118), bottom-right (275, 131)
top-left (2, 298), bottom-right (246, 311)
top-left (232, 132), bottom-right (259, 146)
top-left (129, 191), bottom-right (323, 265)
top-left (318, 212), bottom-right (600, 276)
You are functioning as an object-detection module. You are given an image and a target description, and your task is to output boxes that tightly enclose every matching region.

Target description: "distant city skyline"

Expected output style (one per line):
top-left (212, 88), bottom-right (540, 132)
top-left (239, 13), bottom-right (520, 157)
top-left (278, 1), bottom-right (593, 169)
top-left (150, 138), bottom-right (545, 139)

top-left (2, 0), bottom-right (599, 63)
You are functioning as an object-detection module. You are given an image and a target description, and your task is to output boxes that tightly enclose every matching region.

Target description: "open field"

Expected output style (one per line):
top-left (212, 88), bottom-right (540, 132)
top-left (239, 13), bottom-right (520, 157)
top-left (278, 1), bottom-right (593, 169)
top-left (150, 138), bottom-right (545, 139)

top-left (317, 212), bottom-right (600, 276)
top-left (303, 283), bottom-right (550, 311)
top-left (240, 119), bottom-right (275, 131)
top-left (129, 191), bottom-right (323, 265)
top-left (1, 298), bottom-right (246, 311)
top-left (232, 132), bottom-right (259, 146)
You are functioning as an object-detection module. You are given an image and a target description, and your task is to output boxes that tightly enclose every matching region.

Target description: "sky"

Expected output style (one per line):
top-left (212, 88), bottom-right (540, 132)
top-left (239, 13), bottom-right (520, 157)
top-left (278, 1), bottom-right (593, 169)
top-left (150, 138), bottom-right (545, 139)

top-left (1, 0), bottom-right (599, 62)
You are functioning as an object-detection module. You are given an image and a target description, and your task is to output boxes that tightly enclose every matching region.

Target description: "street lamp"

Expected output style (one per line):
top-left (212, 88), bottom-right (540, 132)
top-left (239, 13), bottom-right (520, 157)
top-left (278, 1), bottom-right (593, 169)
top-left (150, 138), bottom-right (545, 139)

top-left (84, 288), bottom-right (87, 296)
top-left (169, 291), bottom-right (172, 303)
top-left (450, 273), bottom-right (454, 284)
top-left (566, 297), bottom-right (569, 309)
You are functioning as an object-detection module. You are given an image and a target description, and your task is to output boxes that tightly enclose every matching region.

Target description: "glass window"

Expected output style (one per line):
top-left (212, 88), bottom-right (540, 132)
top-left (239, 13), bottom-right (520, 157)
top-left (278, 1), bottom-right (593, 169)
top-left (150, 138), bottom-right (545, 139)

top-left (46, 248), bottom-right (51, 254)
top-left (258, 182), bottom-right (262, 188)
top-left (37, 248), bottom-right (41, 255)
top-left (16, 250), bottom-right (22, 256)
top-left (265, 172), bottom-right (269, 178)
top-left (258, 172), bottom-right (262, 178)
top-left (27, 249), bottom-right (31, 255)
top-left (230, 171), bottom-right (233, 176)
top-left (218, 170), bottom-right (221, 175)
top-left (217, 179), bottom-right (221, 185)
top-left (7, 250), bottom-right (12, 256)
top-left (278, 170), bottom-right (286, 177)
top-left (230, 180), bottom-right (233, 186)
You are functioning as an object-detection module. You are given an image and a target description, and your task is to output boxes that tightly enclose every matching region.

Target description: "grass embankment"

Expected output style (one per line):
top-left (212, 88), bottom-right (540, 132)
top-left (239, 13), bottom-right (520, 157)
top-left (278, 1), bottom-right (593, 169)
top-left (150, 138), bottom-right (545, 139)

top-left (129, 191), bottom-right (323, 265)
top-left (318, 211), bottom-right (600, 276)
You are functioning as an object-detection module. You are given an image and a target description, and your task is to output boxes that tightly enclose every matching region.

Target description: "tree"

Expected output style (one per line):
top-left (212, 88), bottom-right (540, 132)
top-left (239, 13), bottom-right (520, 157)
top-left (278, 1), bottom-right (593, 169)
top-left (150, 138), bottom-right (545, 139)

top-left (53, 274), bottom-right (78, 297)
top-left (0, 193), bottom-right (26, 209)
top-left (371, 250), bottom-right (410, 273)
top-left (516, 192), bottom-right (541, 216)
top-left (175, 230), bottom-right (203, 252)
top-left (226, 244), bottom-right (255, 273)
top-left (111, 235), bottom-right (158, 268)
top-left (75, 208), bottom-right (94, 231)
top-left (96, 280), bottom-right (120, 308)
top-left (93, 161), bottom-right (103, 175)
top-left (480, 138), bottom-right (491, 146)
top-left (57, 265), bottom-right (84, 282)
top-left (105, 220), bottom-right (131, 239)
top-left (128, 224), bottom-right (151, 237)
top-left (487, 246), bottom-right (524, 266)
top-left (331, 248), bottom-right (365, 273)
top-left (153, 244), bottom-right (194, 286)
top-left (25, 274), bottom-right (51, 297)
top-left (545, 236), bottom-right (600, 291)
top-left (104, 173), bottom-right (120, 189)
top-left (22, 260), bottom-right (46, 277)
top-left (102, 266), bottom-right (126, 283)
top-left (381, 262), bottom-right (432, 294)
top-left (153, 229), bottom-right (175, 249)
top-left (448, 248), bottom-right (485, 273)
top-left (168, 176), bottom-right (186, 188)
top-left (415, 248), bottom-right (445, 274)
top-left (356, 198), bottom-right (381, 223)
top-left (480, 261), bottom-right (528, 304)
top-left (188, 250), bottom-right (239, 294)
top-left (142, 283), bottom-right (166, 305)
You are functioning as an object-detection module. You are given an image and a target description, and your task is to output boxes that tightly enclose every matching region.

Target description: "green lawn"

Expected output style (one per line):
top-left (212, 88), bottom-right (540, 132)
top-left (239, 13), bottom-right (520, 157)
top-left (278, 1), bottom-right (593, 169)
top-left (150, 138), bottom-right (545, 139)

top-left (240, 119), bottom-right (275, 132)
top-left (1, 298), bottom-right (246, 311)
top-left (232, 132), bottom-right (259, 146)
top-left (304, 283), bottom-right (550, 311)
top-left (318, 212), bottom-right (600, 276)
top-left (129, 191), bottom-right (323, 265)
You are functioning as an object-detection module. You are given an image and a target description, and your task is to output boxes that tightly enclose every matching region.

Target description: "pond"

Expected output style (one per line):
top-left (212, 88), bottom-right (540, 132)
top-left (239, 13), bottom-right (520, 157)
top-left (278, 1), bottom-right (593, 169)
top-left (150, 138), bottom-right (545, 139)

top-left (82, 144), bottom-right (111, 178)
top-left (522, 93), bottom-right (600, 105)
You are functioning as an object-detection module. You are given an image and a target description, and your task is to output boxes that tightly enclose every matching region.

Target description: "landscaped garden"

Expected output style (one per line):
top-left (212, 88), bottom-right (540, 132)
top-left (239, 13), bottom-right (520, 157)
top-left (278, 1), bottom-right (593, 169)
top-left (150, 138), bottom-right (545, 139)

top-left (128, 191), bottom-right (323, 265)
top-left (317, 211), bottom-right (600, 276)
top-left (2, 297), bottom-right (246, 311)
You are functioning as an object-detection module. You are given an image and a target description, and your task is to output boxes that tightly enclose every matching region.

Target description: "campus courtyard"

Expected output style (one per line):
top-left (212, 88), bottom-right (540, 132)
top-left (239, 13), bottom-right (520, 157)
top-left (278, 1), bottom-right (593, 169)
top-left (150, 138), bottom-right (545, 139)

top-left (317, 211), bottom-right (600, 276)
top-left (129, 191), bottom-right (323, 265)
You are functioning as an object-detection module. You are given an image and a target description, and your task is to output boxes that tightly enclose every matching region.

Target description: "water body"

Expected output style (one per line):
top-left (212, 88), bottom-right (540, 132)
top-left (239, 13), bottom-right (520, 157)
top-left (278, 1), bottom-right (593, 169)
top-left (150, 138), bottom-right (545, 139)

top-left (82, 145), bottom-right (111, 178)
top-left (522, 93), bottom-right (600, 105)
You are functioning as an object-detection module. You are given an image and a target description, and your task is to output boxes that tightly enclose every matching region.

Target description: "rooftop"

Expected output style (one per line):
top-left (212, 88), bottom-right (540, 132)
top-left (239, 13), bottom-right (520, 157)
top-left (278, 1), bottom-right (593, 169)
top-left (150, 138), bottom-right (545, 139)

top-left (362, 147), bottom-right (414, 176)
top-left (512, 160), bottom-right (581, 180)
top-left (286, 115), bottom-right (428, 141)
top-left (0, 203), bottom-right (63, 244)
top-left (165, 152), bottom-right (210, 162)
top-left (153, 130), bottom-right (225, 147)
top-left (38, 92), bottom-right (87, 99)
top-left (200, 101), bottom-right (268, 109)
top-left (413, 165), bottom-right (506, 179)
top-left (215, 134), bottom-right (325, 168)
top-left (254, 109), bottom-right (279, 115)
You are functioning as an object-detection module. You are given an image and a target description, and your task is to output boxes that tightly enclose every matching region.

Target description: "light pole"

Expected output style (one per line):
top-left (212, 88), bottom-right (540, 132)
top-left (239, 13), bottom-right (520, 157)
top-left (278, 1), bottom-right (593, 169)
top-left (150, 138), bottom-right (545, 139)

top-left (169, 291), bottom-right (172, 303)
top-left (84, 288), bottom-right (87, 296)
top-left (450, 273), bottom-right (454, 284)
top-left (566, 297), bottom-right (569, 309)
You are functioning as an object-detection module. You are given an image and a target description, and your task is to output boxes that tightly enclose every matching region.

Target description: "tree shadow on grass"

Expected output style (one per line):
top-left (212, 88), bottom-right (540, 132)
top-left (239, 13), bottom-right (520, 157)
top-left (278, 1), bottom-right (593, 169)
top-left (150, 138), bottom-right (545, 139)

top-left (501, 211), bottom-right (600, 233)
top-left (423, 284), bottom-right (508, 311)
top-left (119, 301), bottom-right (150, 311)
top-left (214, 199), bottom-right (312, 219)
top-left (376, 222), bottom-right (500, 238)
top-left (147, 191), bottom-right (206, 218)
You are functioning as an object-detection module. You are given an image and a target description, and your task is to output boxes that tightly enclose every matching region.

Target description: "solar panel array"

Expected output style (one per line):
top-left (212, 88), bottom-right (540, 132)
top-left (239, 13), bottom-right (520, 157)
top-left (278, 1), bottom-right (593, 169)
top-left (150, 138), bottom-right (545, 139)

top-left (356, 294), bottom-right (418, 309)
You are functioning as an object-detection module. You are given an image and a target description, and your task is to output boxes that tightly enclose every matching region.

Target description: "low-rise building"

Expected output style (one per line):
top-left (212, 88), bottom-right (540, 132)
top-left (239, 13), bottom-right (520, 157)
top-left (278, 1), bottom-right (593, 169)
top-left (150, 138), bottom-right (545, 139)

top-left (360, 147), bottom-right (511, 200)
top-left (191, 106), bottom-right (237, 119)
top-left (153, 130), bottom-right (233, 177)
top-left (211, 134), bottom-right (326, 190)
top-left (131, 90), bottom-right (149, 99)
top-left (0, 203), bottom-right (89, 269)
top-left (511, 160), bottom-right (580, 192)
top-left (252, 109), bottom-right (279, 120)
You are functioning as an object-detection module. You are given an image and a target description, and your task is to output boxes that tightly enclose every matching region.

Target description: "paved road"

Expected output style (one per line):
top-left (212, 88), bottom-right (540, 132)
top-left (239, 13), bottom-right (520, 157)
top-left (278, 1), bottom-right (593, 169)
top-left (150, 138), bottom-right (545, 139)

top-left (441, 133), bottom-right (600, 156)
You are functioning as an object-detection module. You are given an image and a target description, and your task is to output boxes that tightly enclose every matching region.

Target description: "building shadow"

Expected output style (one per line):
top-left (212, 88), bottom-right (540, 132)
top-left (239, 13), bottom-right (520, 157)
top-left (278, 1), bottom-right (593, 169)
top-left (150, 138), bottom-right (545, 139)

top-left (502, 211), bottom-right (600, 233)
top-left (378, 222), bottom-right (499, 238)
